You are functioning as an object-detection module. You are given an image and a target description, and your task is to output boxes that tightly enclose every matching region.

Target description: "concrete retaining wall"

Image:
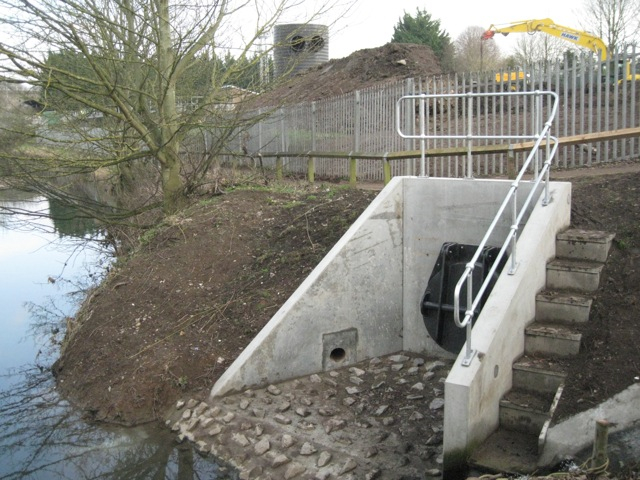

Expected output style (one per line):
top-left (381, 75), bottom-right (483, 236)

top-left (443, 182), bottom-right (572, 473)
top-left (210, 176), bottom-right (555, 399)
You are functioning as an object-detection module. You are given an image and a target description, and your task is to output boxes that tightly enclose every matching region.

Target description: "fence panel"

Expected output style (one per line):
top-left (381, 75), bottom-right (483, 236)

top-left (223, 48), bottom-right (640, 182)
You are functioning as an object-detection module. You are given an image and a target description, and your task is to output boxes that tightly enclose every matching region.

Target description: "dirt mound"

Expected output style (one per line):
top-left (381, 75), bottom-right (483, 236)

top-left (250, 42), bottom-right (442, 108)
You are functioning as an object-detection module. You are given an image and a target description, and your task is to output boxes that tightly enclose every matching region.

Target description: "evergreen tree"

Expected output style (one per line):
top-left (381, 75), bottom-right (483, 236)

top-left (391, 8), bottom-right (453, 68)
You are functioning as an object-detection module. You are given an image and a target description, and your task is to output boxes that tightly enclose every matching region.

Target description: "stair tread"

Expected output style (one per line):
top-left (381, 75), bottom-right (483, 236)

top-left (557, 229), bottom-right (615, 244)
top-left (547, 258), bottom-right (604, 271)
top-left (513, 355), bottom-right (567, 376)
top-left (470, 428), bottom-right (539, 474)
top-left (537, 290), bottom-right (593, 306)
top-left (501, 388), bottom-right (554, 413)
top-left (525, 321), bottom-right (581, 340)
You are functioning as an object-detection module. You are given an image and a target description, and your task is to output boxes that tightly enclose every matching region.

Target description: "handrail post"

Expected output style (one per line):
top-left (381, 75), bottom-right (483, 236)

top-left (466, 94), bottom-right (473, 179)
top-left (508, 187), bottom-right (519, 275)
top-left (462, 268), bottom-right (475, 366)
top-left (419, 95), bottom-right (426, 176)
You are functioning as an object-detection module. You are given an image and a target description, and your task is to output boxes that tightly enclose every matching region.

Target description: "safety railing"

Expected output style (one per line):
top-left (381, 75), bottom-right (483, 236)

top-left (396, 90), bottom-right (560, 366)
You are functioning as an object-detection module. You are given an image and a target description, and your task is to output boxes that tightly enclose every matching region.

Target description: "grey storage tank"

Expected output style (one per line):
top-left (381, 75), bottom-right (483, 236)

top-left (274, 24), bottom-right (329, 77)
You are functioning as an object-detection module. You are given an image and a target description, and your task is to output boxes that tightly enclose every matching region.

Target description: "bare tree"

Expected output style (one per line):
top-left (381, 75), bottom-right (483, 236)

top-left (512, 33), bottom-right (572, 66)
top-left (0, 0), bottom-right (338, 220)
top-left (580, 0), bottom-right (640, 52)
top-left (454, 26), bottom-right (502, 72)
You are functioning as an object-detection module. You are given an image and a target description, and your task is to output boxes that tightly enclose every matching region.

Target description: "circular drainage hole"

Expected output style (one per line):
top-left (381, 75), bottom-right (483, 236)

top-left (330, 347), bottom-right (346, 362)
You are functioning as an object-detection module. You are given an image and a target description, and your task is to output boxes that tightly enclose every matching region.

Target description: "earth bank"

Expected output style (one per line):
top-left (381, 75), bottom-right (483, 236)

top-left (52, 167), bottom-right (640, 433)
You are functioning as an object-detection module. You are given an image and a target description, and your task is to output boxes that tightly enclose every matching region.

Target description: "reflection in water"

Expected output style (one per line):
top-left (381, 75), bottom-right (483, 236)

top-left (0, 192), bottom-right (229, 479)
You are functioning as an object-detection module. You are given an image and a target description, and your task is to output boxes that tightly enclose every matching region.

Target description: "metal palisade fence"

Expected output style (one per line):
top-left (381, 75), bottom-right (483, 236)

top-left (224, 48), bottom-right (640, 181)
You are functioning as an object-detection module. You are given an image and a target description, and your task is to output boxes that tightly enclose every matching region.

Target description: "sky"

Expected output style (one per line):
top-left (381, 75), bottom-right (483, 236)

top-left (325, 0), bottom-right (588, 59)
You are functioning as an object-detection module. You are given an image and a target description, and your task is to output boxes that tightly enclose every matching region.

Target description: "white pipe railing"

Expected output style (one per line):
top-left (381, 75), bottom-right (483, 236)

top-left (396, 91), bottom-right (560, 366)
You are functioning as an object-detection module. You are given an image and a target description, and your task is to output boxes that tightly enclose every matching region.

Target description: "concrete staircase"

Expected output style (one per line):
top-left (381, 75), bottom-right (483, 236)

top-left (469, 228), bottom-right (615, 474)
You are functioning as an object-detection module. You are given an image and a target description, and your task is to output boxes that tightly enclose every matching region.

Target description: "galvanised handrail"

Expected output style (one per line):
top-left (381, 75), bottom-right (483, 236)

top-left (396, 90), bottom-right (560, 366)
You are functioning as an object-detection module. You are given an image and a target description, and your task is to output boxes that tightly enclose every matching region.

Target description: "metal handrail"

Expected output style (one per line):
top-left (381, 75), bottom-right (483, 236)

top-left (396, 90), bottom-right (560, 366)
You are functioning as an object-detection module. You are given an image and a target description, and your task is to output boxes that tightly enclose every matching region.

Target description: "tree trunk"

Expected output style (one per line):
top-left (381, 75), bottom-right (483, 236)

top-left (160, 143), bottom-right (186, 215)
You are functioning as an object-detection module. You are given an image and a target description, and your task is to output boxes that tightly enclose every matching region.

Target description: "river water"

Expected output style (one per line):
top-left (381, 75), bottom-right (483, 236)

top-left (0, 192), bottom-right (225, 479)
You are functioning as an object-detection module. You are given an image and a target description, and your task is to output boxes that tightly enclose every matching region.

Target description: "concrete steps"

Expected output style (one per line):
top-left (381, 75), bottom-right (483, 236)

top-left (469, 228), bottom-right (614, 474)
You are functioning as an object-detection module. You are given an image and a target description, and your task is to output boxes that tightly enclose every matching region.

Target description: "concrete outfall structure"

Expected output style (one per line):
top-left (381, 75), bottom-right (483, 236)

top-left (207, 176), bottom-right (574, 472)
top-left (165, 175), bottom-right (640, 475)
top-left (168, 352), bottom-right (453, 479)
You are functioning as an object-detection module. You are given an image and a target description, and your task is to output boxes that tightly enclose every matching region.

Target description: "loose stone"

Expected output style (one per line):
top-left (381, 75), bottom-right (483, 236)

top-left (425, 468), bottom-right (441, 477)
top-left (345, 386), bottom-right (360, 395)
top-left (239, 399), bottom-right (250, 410)
top-left (274, 414), bottom-right (292, 425)
top-left (365, 446), bottom-right (378, 458)
top-left (194, 402), bottom-right (208, 416)
top-left (209, 406), bottom-right (221, 416)
top-left (222, 412), bottom-right (236, 423)
top-left (318, 408), bottom-right (335, 417)
top-left (382, 417), bottom-right (395, 426)
top-left (409, 411), bottom-right (424, 421)
top-left (429, 398), bottom-right (445, 410)
top-left (343, 397), bottom-right (356, 406)
top-left (324, 418), bottom-right (346, 433)
top-left (329, 370), bottom-right (340, 377)
top-left (196, 440), bottom-right (208, 452)
top-left (425, 360), bottom-right (446, 372)
top-left (407, 366), bottom-right (419, 375)
top-left (254, 437), bottom-right (270, 455)
top-left (277, 401), bottom-right (291, 412)
top-left (391, 364), bottom-right (404, 372)
top-left (339, 458), bottom-right (358, 475)
top-left (423, 371), bottom-right (435, 381)
top-left (186, 399), bottom-right (199, 409)
top-left (349, 367), bottom-right (365, 376)
top-left (323, 389), bottom-right (337, 399)
top-left (411, 382), bottom-right (424, 391)
top-left (309, 374), bottom-right (322, 383)
top-left (412, 358), bottom-right (425, 367)
top-left (281, 434), bottom-right (295, 448)
top-left (272, 454), bottom-right (290, 468)
top-left (389, 354), bottom-right (409, 363)
top-left (232, 433), bottom-right (250, 447)
top-left (200, 417), bottom-right (214, 429)
top-left (317, 451), bottom-right (332, 467)
top-left (252, 408), bottom-right (265, 418)
top-left (267, 385), bottom-right (282, 396)
top-left (175, 400), bottom-right (185, 410)
top-left (255, 424), bottom-right (264, 436)
top-left (369, 357), bottom-right (382, 365)
top-left (300, 397), bottom-right (313, 406)
top-left (406, 395), bottom-right (424, 400)
top-left (295, 407), bottom-right (311, 417)
top-left (181, 409), bottom-right (192, 420)
top-left (371, 381), bottom-right (385, 390)
top-left (284, 462), bottom-right (306, 479)
top-left (365, 469), bottom-right (382, 480)
top-left (349, 376), bottom-right (364, 385)
top-left (300, 442), bottom-right (317, 455)
top-left (374, 405), bottom-right (389, 416)
top-left (207, 425), bottom-right (222, 436)
top-left (324, 378), bottom-right (338, 387)
top-left (186, 417), bottom-right (200, 431)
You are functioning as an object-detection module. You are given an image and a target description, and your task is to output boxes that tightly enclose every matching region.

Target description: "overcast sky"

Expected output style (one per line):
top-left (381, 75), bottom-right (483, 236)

top-left (325, 0), bottom-right (587, 59)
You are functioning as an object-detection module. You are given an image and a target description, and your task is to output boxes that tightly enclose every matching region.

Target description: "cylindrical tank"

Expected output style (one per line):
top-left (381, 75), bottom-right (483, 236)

top-left (274, 24), bottom-right (329, 77)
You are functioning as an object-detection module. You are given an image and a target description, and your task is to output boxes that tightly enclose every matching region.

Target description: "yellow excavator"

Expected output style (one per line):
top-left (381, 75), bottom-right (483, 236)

top-left (482, 18), bottom-right (639, 84)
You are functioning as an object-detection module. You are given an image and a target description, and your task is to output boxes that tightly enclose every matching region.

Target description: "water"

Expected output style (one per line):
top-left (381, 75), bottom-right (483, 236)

top-left (0, 192), bottom-right (226, 479)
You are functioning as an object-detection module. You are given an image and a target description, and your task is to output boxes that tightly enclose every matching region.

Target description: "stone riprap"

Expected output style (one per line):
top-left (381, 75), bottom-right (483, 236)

top-left (167, 353), bottom-right (453, 479)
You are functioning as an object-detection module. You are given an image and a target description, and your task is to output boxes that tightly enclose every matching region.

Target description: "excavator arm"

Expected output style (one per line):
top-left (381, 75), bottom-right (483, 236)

top-left (482, 18), bottom-right (608, 62)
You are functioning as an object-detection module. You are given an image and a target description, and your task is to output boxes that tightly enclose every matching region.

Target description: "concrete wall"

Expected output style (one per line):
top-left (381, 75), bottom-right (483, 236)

top-left (443, 182), bottom-right (572, 473)
top-left (210, 177), bottom-right (406, 397)
top-left (402, 177), bottom-right (537, 355)
top-left (210, 176), bottom-right (551, 399)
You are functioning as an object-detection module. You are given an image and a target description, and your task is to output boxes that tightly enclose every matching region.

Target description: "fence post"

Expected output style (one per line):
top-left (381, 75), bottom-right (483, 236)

top-left (403, 78), bottom-right (415, 175)
top-left (352, 91), bottom-right (361, 186)
top-left (383, 153), bottom-right (391, 184)
top-left (309, 102), bottom-right (317, 183)
top-left (276, 155), bottom-right (283, 181)
top-left (349, 153), bottom-right (357, 187)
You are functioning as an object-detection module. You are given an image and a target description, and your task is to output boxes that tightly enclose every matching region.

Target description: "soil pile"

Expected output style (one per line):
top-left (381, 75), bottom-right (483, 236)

top-left (249, 42), bottom-right (442, 108)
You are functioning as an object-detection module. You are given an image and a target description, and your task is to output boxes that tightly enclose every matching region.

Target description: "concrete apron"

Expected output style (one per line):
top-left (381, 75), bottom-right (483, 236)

top-left (166, 352), bottom-right (453, 479)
